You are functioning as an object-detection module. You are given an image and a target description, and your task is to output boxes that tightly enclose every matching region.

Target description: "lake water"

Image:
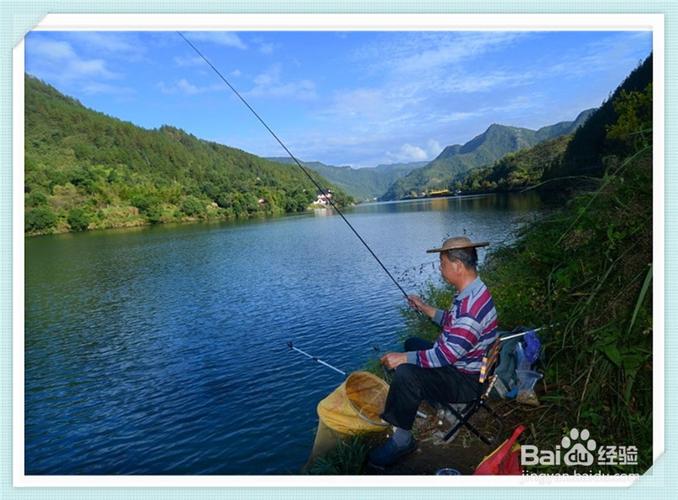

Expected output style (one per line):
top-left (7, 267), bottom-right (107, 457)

top-left (25, 193), bottom-right (544, 474)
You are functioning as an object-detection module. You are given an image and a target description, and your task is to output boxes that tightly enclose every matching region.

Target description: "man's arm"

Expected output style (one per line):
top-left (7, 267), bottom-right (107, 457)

top-left (406, 315), bottom-right (482, 368)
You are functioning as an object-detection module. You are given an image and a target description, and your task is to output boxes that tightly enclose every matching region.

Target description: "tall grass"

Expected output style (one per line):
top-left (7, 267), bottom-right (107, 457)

top-left (403, 144), bottom-right (653, 473)
top-left (305, 436), bottom-right (372, 475)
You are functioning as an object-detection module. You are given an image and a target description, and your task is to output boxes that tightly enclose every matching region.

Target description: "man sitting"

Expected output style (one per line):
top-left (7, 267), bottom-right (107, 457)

top-left (368, 236), bottom-right (499, 468)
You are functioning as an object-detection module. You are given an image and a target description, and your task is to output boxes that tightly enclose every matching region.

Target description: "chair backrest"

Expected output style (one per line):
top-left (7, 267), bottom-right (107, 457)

top-left (478, 336), bottom-right (502, 385)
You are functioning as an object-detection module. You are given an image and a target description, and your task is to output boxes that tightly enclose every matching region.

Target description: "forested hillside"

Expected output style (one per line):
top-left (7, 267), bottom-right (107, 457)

top-left (543, 54), bottom-right (653, 181)
top-left (24, 75), bottom-right (351, 234)
top-left (454, 134), bottom-right (572, 193)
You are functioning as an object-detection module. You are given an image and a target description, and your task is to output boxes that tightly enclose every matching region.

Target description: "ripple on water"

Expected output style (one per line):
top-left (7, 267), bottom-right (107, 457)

top-left (25, 193), bottom-right (544, 474)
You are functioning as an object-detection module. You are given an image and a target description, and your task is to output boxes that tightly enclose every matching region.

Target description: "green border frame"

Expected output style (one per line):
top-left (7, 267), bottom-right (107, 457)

top-left (1, 1), bottom-right (675, 498)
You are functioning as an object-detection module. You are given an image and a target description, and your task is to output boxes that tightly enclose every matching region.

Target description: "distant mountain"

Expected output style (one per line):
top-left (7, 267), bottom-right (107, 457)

top-left (380, 109), bottom-right (595, 200)
top-left (266, 158), bottom-right (425, 201)
top-left (455, 134), bottom-right (573, 193)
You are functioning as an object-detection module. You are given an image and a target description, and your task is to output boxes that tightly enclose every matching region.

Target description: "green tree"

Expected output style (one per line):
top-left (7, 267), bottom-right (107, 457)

top-left (607, 83), bottom-right (652, 152)
top-left (26, 207), bottom-right (57, 232)
top-left (67, 207), bottom-right (91, 231)
top-left (26, 191), bottom-right (47, 208)
top-left (181, 195), bottom-right (206, 217)
top-left (144, 204), bottom-right (164, 224)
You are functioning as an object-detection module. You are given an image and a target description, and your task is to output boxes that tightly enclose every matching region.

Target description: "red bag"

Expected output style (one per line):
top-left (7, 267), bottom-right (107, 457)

top-left (474, 425), bottom-right (526, 475)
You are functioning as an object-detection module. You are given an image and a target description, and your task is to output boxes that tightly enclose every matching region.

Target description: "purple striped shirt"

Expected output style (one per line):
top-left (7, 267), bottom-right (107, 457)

top-left (407, 277), bottom-right (498, 373)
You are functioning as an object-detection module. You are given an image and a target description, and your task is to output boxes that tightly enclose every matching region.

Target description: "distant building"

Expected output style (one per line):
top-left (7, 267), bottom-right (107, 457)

top-left (313, 190), bottom-right (333, 206)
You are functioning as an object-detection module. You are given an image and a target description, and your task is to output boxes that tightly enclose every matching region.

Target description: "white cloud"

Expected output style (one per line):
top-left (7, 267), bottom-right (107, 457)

top-left (533, 32), bottom-right (652, 80)
top-left (259, 42), bottom-right (275, 55)
top-left (211, 32), bottom-right (650, 167)
top-left (80, 82), bottom-right (135, 96)
top-left (185, 32), bottom-right (247, 49)
top-left (26, 37), bottom-right (120, 82)
top-left (245, 64), bottom-right (316, 100)
top-left (428, 111), bottom-right (482, 124)
top-left (157, 78), bottom-right (225, 95)
top-left (64, 32), bottom-right (146, 61)
top-left (437, 70), bottom-right (534, 94)
top-left (177, 79), bottom-right (200, 94)
top-left (249, 35), bottom-right (276, 55)
top-left (354, 32), bottom-right (527, 75)
top-left (426, 139), bottom-right (442, 156)
top-left (319, 85), bottom-right (423, 131)
top-left (398, 143), bottom-right (428, 161)
top-left (29, 38), bottom-right (75, 59)
top-left (312, 34), bottom-right (534, 144)
top-left (384, 139), bottom-right (442, 163)
top-left (174, 55), bottom-right (205, 67)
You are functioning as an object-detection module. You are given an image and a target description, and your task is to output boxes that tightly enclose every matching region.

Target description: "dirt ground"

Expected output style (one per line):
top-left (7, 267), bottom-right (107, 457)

top-left (365, 398), bottom-right (537, 475)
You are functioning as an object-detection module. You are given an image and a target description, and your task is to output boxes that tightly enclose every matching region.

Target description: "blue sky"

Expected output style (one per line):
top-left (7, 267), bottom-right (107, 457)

top-left (25, 30), bottom-right (651, 167)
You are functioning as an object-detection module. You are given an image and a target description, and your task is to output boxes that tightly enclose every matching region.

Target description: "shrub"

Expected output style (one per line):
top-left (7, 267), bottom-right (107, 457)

top-left (144, 204), bottom-right (164, 224)
top-left (129, 193), bottom-right (157, 214)
top-left (26, 191), bottom-right (48, 208)
top-left (181, 196), bottom-right (206, 217)
top-left (67, 208), bottom-right (91, 231)
top-left (26, 207), bottom-right (57, 232)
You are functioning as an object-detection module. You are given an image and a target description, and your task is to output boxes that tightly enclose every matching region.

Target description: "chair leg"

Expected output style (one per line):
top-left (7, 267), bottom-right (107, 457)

top-left (479, 401), bottom-right (504, 443)
top-left (442, 417), bottom-right (464, 442)
top-left (462, 420), bottom-right (493, 445)
top-left (442, 400), bottom-right (503, 445)
top-left (442, 402), bottom-right (492, 445)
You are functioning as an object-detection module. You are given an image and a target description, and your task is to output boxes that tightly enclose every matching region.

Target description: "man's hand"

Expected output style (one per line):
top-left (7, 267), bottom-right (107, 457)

top-left (381, 352), bottom-right (408, 370)
top-left (407, 294), bottom-right (426, 311)
top-left (407, 295), bottom-right (435, 318)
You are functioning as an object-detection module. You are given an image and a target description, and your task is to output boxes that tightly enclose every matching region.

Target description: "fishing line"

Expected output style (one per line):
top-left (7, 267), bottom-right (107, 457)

top-left (177, 32), bottom-right (409, 300)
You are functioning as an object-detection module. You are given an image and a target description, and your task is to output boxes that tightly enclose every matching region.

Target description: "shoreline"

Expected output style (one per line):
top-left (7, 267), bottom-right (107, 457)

top-left (23, 205), bottom-right (339, 238)
top-left (25, 191), bottom-right (530, 238)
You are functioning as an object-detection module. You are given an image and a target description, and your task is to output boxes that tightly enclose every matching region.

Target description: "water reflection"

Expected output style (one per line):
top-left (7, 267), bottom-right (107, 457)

top-left (345, 192), bottom-right (544, 216)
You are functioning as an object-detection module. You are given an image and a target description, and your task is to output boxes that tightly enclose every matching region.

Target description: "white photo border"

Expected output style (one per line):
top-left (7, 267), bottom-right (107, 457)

top-left (13, 12), bottom-right (665, 488)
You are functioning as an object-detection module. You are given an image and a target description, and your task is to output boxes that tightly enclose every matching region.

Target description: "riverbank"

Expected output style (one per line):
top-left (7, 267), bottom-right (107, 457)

top-left (24, 203), bottom-right (347, 237)
top-left (306, 65), bottom-right (654, 476)
top-left (308, 143), bottom-right (652, 475)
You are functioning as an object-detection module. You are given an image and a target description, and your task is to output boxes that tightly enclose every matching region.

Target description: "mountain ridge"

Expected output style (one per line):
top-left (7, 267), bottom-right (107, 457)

top-left (266, 157), bottom-right (425, 201)
top-left (380, 108), bottom-right (595, 200)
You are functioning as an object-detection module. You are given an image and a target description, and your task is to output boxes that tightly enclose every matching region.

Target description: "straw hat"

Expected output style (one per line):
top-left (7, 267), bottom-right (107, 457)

top-left (426, 236), bottom-right (489, 253)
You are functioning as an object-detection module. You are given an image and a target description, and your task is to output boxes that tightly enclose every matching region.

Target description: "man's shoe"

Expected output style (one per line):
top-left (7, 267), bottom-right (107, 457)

top-left (367, 436), bottom-right (417, 469)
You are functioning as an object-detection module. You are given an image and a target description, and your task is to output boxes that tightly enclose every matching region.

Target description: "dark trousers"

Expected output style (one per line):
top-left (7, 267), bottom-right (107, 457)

top-left (380, 337), bottom-right (482, 431)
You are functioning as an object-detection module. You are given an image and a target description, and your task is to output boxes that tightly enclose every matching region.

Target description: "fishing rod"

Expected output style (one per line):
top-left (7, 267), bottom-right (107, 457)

top-left (287, 341), bottom-right (346, 376)
top-left (177, 32), bottom-right (410, 301)
top-left (289, 341), bottom-right (428, 418)
top-left (499, 324), bottom-right (556, 342)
